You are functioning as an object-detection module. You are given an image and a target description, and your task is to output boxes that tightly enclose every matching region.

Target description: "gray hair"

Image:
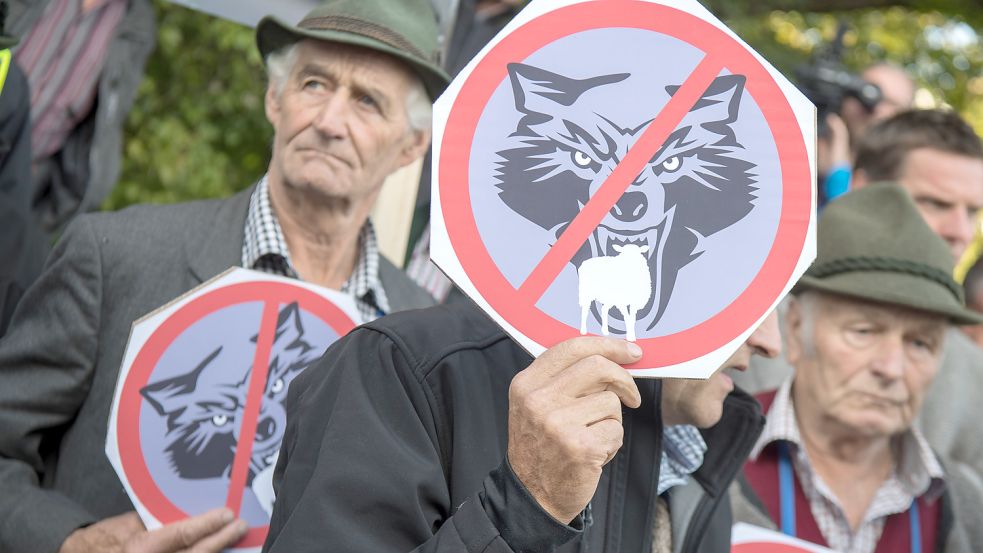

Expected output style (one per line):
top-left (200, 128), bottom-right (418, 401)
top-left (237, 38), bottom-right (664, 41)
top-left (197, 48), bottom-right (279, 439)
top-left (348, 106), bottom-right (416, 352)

top-left (265, 42), bottom-right (432, 133)
top-left (790, 291), bottom-right (820, 358)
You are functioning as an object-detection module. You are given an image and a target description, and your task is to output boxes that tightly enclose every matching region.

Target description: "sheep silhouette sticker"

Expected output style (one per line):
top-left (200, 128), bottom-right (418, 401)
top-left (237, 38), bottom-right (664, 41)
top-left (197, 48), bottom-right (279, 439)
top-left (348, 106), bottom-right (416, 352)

top-left (578, 243), bottom-right (651, 342)
top-left (107, 269), bottom-right (361, 551)
top-left (431, 0), bottom-right (816, 378)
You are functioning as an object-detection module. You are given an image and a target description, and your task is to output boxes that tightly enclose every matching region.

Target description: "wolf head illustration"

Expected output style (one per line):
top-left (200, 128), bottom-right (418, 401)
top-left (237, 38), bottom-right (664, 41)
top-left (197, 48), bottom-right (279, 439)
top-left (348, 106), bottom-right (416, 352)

top-left (140, 303), bottom-right (320, 485)
top-left (496, 63), bottom-right (757, 333)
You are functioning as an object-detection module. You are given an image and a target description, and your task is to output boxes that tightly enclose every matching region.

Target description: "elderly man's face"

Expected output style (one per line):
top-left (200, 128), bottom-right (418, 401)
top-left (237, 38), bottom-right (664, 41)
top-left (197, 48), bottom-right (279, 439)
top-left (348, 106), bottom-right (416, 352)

top-left (786, 293), bottom-right (947, 438)
top-left (897, 147), bottom-right (983, 260)
top-left (661, 311), bottom-right (781, 428)
top-left (265, 40), bottom-right (429, 204)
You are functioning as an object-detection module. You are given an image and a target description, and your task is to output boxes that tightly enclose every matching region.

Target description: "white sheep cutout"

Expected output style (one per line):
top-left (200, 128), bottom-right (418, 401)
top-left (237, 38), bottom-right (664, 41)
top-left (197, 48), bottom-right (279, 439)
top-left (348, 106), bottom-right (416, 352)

top-left (578, 244), bottom-right (653, 342)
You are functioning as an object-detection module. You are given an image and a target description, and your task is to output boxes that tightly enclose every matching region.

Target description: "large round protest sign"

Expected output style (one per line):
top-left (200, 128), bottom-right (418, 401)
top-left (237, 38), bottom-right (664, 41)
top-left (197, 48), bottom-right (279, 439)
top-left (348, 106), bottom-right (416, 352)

top-left (431, 0), bottom-right (816, 378)
top-left (106, 269), bottom-right (361, 550)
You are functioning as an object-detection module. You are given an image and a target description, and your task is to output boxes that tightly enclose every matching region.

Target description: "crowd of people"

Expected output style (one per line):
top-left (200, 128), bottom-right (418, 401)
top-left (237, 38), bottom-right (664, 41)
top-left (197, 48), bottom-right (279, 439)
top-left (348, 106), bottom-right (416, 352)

top-left (0, 1), bottom-right (982, 552)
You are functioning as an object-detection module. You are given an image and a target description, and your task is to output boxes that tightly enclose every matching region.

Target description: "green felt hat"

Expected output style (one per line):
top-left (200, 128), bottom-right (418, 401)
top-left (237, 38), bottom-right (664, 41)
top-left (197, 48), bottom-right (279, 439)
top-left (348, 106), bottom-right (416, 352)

top-left (795, 182), bottom-right (983, 325)
top-left (256, 0), bottom-right (450, 101)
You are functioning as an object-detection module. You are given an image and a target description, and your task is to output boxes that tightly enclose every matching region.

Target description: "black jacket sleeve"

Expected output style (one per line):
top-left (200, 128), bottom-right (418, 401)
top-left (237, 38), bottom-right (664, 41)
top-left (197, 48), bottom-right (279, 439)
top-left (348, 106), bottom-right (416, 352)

top-left (262, 324), bottom-right (581, 553)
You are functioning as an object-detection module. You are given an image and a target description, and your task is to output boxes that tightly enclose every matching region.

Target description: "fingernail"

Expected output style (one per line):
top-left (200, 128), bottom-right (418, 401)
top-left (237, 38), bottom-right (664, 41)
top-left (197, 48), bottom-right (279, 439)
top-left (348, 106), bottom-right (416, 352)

top-left (235, 520), bottom-right (248, 535)
top-left (221, 508), bottom-right (234, 523)
top-left (626, 342), bottom-right (642, 357)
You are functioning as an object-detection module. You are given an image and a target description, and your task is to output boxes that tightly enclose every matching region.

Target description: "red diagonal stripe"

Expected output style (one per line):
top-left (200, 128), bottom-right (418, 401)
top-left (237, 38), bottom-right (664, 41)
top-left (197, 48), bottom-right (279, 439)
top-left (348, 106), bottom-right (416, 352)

top-left (516, 55), bottom-right (725, 304)
top-left (225, 301), bottom-right (279, 515)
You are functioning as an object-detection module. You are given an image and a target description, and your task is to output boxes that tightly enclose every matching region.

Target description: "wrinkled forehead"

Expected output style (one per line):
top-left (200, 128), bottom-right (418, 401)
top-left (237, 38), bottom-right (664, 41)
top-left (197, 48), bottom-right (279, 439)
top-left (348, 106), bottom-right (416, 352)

top-left (812, 291), bottom-right (949, 331)
top-left (289, 39), bottom-right (419, 86)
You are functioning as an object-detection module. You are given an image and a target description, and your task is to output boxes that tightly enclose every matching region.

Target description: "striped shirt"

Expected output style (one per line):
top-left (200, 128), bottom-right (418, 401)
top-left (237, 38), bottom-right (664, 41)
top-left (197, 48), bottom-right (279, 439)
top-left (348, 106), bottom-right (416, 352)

top-left (14, 0), bottom-right (126, 160)
top-left (241, 177), bottom-right (390, 322)
top-left (750, 378), bottom-right (945, 553)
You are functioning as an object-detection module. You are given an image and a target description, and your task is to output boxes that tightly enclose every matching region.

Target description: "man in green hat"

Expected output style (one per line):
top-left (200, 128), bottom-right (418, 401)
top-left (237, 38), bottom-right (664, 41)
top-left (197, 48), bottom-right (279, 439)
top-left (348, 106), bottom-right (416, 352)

top-left (732, 183), bottom-right (983, 552)
top-left (0, 1), bottom-right (448, 552)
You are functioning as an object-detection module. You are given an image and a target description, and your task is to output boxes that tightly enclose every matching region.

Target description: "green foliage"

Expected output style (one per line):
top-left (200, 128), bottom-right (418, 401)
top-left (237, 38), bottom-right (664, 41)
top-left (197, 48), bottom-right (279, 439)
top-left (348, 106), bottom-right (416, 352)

top-left (106, 0), bottom-right (983, 210)
top-left (104, 1), bottom-right (271, 211)
top-left (725, 6), bottom-right (983, 130)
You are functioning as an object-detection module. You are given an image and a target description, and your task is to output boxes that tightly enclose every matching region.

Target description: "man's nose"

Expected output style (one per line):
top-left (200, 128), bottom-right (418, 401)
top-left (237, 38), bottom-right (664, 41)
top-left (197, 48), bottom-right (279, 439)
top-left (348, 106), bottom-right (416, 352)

top-left (748, 310), bottom-right (781, 359)
top-left (312, 91), bottom-right (350, 139)
top-left (870, 335), bottom-right (906, 381)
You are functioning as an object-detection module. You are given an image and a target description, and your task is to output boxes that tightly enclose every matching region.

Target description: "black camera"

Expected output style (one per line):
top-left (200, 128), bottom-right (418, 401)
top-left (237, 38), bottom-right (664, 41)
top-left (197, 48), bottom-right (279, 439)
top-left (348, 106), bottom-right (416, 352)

top-left (794, 22), bottom-right (882, 133)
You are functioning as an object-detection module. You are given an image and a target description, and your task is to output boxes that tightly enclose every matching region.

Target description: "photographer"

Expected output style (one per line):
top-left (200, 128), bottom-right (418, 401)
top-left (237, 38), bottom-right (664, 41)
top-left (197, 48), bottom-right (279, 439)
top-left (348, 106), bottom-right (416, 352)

top-left (797, 26), bottom-right (915, 205)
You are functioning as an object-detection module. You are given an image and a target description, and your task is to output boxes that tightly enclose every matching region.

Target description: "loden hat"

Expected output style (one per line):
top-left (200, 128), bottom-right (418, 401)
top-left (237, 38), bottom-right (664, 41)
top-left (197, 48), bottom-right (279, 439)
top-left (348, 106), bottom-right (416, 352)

top-left (256, 0), bottom-right (451, 101)
top-left (794, 182), bottom-right (983, 325)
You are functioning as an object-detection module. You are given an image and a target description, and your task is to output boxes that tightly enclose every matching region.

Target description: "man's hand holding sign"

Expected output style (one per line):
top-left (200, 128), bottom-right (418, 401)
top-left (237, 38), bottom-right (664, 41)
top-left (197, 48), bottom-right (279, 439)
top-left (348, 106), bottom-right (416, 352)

top-left (508, 337), bottom-right (642, 524)
top-left (60, 508), bottom-right (246, 553)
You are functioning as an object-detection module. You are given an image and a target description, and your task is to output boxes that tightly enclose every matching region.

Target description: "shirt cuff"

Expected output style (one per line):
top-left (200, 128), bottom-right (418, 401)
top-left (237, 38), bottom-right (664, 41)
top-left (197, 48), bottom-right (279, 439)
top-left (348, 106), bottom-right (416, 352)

top-left (479, 457), bottom-right (583, 552)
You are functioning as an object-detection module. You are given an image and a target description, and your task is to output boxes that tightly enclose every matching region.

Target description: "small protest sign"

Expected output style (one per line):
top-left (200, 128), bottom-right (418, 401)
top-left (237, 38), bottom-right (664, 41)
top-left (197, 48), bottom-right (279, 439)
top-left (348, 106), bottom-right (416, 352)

top-left (732, 523), bottom-right (837, 553)
top-left (106, 268), bottom-right (361, 551)
top-left (431, 0), bottom-right (817, 377)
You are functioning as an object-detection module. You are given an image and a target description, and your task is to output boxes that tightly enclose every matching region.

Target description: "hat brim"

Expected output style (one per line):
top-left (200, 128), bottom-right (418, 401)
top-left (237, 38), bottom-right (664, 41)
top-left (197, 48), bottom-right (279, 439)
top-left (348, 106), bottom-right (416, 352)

top-left (256, 15), bottom-right (449, 102)
top-left (794, 270), bottom-right (983, 326)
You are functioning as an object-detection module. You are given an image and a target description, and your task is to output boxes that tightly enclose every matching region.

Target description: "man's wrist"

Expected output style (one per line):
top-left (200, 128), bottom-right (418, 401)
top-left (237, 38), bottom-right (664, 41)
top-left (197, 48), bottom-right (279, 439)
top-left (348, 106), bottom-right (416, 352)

top-left (479, 457), bottom-right (583, 552)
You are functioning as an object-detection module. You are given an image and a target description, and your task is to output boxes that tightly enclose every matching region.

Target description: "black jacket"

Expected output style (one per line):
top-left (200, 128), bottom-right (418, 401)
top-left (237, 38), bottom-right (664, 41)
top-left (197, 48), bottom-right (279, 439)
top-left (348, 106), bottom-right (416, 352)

top-left (263, 303), bottom-right (763, 552)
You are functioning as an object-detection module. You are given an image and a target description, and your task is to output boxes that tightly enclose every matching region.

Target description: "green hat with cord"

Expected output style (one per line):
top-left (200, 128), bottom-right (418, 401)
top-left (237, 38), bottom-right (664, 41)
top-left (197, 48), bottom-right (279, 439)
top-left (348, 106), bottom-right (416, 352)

top-left (794, 182), bottom-right (983, 325)
top-left (256, 0), bottom-right (450, 102)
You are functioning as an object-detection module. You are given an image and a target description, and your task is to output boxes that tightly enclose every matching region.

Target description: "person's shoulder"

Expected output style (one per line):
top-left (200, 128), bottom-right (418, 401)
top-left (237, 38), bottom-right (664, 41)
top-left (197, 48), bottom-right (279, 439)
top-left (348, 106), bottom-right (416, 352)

top-left (362, 302), bottom-right (516, 368)
top-left (74, 189), bottom-right (249, 244)
top-left (944, 328), bottom-right (983, 365)
top-left (377, 256), bottom-right (437, 311)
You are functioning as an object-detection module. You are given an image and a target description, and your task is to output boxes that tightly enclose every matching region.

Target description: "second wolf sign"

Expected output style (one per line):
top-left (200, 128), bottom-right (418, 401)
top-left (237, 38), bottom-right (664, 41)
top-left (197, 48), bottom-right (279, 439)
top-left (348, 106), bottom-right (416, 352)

top-left (106, 269), bottom-right (361, 551)
top-left (431, 0), bottom-right (817, 378)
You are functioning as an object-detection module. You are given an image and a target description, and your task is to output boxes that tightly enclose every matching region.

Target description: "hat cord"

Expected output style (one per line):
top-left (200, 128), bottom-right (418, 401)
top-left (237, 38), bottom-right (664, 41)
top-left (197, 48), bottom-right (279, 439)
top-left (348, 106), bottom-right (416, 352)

top-left (806, 256), bottom-right (963, 303)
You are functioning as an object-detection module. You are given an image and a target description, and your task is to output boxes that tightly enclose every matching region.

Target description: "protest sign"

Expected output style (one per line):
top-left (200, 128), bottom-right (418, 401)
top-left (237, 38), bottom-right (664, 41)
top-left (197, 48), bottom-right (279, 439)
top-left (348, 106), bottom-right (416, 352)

top-left (732, 523), bottom-right (837, 553)
top-left (431, 0), bottom-right (817, 377)
top-left (106, 268), bottom-right (360, 551)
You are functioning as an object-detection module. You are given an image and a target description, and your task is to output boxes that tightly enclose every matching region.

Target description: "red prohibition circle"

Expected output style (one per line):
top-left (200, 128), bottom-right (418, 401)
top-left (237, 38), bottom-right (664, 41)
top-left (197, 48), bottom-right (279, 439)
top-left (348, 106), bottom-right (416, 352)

top-left (117, 281), bottom-right (357, 548)
top-left (439, 0), bottom-right (811, 369)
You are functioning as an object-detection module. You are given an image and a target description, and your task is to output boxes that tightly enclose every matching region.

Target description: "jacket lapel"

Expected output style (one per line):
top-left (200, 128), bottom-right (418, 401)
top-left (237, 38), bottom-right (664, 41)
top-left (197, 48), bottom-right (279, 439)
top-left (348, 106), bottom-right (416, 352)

top-left (187, 185), bottom-right (254, 284)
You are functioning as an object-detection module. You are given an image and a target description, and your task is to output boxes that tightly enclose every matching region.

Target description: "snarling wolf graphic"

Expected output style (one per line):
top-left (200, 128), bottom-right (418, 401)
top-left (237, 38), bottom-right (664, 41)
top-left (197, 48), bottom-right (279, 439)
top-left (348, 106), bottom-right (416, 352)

top-left (496, 63), bottom-right (757, 334)
top-left (141, 303), bottom-right (319, 492)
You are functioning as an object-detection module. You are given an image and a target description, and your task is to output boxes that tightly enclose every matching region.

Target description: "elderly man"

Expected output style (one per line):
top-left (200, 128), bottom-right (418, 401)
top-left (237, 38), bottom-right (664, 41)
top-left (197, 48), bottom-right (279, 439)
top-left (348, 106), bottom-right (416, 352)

top-left (734, 109), bottom-right (983, 479)
top-left (262, 304), bottom-right (781, 551)
top-left (732, 184), bottom-right (983, 552)
top-left (0, 1), bottom-right (446, 552)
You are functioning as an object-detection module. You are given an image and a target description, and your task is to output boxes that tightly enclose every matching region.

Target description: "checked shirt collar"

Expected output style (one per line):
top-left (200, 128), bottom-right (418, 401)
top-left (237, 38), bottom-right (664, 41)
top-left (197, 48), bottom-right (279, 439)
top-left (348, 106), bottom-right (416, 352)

top-left (241, 177), bottom-right (390, 322)
top-left (657, 424), bottom-right (708, 495)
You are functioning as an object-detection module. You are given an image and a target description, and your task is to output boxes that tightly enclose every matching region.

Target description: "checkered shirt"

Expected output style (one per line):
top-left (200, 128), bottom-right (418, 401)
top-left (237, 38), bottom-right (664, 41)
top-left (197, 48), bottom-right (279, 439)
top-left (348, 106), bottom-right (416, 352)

top-left (241, 178), bottom-right (390, 322)
top-left (657, 424), bottom-right (708, 495)
top-left (749, 378), bottom-right (945, 553)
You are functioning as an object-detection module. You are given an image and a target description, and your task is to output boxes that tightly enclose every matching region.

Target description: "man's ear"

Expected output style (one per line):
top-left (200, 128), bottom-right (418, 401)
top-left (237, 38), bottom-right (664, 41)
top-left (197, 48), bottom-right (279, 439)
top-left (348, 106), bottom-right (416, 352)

top-left (785, 297), bottom-right (804, 365)
top-left (265, 83), bottom-right (281, 128)
top-left (396, 128), bottom-right (432, 169)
